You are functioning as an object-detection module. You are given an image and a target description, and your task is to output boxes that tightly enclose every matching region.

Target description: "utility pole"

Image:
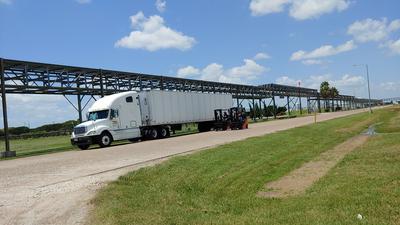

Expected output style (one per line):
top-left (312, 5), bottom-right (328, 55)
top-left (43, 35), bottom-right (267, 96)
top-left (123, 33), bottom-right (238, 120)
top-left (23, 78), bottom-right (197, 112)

top-left (353, 64), bottom-right (372, 114)
top-left (366, 64), bottom-right (372, 114)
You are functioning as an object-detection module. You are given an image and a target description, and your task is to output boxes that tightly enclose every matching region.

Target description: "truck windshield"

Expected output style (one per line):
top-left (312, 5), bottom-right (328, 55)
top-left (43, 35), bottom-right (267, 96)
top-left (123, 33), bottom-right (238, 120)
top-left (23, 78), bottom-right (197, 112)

top-left (88, 110), bottom-right (109, 121)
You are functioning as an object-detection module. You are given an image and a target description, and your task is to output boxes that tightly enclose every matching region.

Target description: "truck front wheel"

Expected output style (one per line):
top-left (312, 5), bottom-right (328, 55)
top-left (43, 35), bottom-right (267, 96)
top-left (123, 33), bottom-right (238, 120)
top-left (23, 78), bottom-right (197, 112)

top-left (99, 132), bottom-right (113, 147)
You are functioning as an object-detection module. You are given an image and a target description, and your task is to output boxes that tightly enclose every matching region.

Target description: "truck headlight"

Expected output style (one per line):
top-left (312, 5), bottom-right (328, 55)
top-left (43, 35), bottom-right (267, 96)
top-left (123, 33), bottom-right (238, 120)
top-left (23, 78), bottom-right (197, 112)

top-left (87, 131), bottom-right (96, 135)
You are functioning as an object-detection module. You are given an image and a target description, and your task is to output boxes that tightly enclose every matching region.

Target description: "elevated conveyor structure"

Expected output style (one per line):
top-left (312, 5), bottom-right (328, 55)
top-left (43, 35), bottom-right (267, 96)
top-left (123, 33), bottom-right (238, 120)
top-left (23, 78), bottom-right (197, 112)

top-left (0, 58), bottom-right (382, 156)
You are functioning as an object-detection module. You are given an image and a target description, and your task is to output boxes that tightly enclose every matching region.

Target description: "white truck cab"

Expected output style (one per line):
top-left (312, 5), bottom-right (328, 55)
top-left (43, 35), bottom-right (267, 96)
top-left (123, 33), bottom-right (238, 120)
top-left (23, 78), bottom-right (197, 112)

top-left (71, 91), bottom-right (142, 150)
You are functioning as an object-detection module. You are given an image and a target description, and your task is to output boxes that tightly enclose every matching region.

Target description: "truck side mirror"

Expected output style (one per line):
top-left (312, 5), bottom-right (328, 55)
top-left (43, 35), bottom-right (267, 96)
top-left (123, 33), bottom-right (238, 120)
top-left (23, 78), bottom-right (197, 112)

top-left (110, 109), bottom-right (119, 119)
top-left (110, 109), bottom-right (114, 119)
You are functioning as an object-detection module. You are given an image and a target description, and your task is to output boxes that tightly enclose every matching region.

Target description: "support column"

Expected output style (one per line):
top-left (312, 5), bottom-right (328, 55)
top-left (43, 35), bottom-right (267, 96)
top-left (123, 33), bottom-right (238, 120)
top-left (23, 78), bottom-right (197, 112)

top-left (306, 97), bottom-right (310, 114)
top-left (298, 96), bottom-right (302, 115)
top-left (1, 59), bottom-right (15, 158)
top-left (236, 98), bottom-right (240, 107)
top-left (252, 97), bottom-right (256, 121)
top-left (160, 77), bottom-right (164, 90)
top-left (100, 69), bottom-right (104, 97)
top-left (317, 94), bottom-right (321, 113)
top-left (77, 94), bottom-right (83, 123)
top-left (139, 76), bottom-right (143, 91)
top-left (272, 95), bottom-right (277, 119)
top-left (287, 96), bottom-right (290, 116)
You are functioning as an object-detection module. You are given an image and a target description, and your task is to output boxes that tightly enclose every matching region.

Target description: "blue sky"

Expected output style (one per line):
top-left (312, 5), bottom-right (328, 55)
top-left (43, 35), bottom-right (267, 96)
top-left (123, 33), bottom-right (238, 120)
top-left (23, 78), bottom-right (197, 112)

top-left (1, 0), bottom-right (399, 127)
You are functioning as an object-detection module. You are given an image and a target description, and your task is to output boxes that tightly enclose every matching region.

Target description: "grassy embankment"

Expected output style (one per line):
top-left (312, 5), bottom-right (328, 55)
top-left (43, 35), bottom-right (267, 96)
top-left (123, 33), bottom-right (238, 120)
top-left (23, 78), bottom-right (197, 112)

top-left (89, 106), bottom-right (400, 225)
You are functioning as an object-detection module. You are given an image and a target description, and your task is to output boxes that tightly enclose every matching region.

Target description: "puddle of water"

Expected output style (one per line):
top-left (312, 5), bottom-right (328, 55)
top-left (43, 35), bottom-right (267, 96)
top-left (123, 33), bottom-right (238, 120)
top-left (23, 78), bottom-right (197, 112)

top-left (364, 125), bottom-right (377, 136)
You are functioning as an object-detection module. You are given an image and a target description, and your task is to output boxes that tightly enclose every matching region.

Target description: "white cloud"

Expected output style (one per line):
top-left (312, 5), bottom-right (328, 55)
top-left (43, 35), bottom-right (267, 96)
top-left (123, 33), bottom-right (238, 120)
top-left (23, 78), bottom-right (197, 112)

top-left (76, 0), bottom-right (91, 4)
top-left (0, 0), bottom-right (12, 4)
top-left (249, 0), bottom-right (291, 16)
top-left (334, 74), bottom-right (365, 88)
top-left (227, 59), bottom-right (267, 81)
top-left (155, 0), bottom-right (166, 13)
top-left (290, 40), bottom-right (356, 61)
top-left (253, 52), bottom-right (271, 60)
top-left (347, 18), bottom-right (400, 43)
top-left (115, 11), bottom-right (196, 51)
top-left (302, 59), bottom-right (323, 65)
top-left (382, 38), bottom-right (400, 55)
top-left (176, 59), bottom-right (268, 84)
top-left (276, 74), bottom-right (328, 89)
top-left (276, 76), bottom-right (301, 86)
top-left (177, 66), bottom-right (200, 78)
top-left (249, 0), bottom-right (350, 20)
top-left (276, 74), bottom-right (400, 98)
top-left (201, 63), bottom-right (226, 82)
top-left (275, 74), bottom-right (365, 95)
top-left (289, 0), bottom-right (350, 20)
top-left (380, 82), bottom-right (400, 91)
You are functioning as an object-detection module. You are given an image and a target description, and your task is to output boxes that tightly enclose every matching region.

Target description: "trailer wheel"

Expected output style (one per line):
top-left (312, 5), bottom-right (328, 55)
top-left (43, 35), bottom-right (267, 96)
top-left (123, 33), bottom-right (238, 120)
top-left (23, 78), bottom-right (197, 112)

top-left (159, 127), bottom-right (170, 138)
top-left (99, 132), bottom-right (113, 147)
top-left (148, 128), bottom-right (158, 140)
top-left (78, 144), bottom-right (90, 150)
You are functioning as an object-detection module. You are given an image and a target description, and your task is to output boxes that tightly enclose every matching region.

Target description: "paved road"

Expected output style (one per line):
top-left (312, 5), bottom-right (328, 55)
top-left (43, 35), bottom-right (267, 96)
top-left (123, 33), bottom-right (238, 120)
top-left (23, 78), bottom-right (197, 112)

top-left (0, 108), bottom-right (373, 225)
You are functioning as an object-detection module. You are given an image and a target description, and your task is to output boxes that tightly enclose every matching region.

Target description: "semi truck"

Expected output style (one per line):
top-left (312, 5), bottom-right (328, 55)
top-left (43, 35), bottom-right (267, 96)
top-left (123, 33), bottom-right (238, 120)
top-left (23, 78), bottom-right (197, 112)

top-left (71, 90), bottom-right (232, 150)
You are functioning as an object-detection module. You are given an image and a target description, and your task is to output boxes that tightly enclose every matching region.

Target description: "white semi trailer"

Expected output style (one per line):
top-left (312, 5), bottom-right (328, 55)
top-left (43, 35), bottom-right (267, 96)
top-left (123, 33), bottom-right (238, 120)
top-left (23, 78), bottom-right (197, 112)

top-left (71, 90), bottom-right (232, 149)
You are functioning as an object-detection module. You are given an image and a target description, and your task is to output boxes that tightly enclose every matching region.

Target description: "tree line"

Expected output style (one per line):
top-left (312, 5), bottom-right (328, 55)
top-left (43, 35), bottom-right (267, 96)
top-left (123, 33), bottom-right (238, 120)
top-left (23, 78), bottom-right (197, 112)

top-left (0, 120), bottom-right (79, 136)
top-left (248, 102), bottom-right (287, 119)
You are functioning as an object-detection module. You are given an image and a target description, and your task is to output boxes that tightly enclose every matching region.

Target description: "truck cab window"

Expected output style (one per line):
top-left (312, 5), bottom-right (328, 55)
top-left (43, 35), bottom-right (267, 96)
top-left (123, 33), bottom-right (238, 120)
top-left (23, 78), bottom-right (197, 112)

top-left (126, 96), bottom-right (133, 103)
top-left (88, 110), bottom-right (109, 121)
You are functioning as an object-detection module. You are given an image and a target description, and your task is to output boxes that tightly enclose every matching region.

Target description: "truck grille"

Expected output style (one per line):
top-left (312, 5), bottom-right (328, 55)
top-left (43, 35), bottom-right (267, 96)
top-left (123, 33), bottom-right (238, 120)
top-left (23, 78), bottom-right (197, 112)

top-left (74, 126), bottom-right (86, 135)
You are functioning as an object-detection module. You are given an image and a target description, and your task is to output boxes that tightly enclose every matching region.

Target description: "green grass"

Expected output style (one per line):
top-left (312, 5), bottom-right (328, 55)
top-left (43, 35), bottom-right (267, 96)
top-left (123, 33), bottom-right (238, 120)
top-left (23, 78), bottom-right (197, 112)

top-left (0, 135), bottom-right (77, 158)
top-left (89, 106), bottom-right (400, 225)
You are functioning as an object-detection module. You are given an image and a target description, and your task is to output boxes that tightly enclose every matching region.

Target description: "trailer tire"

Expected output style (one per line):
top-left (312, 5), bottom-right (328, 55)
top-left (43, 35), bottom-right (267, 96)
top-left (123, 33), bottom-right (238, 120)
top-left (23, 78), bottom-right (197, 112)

top-left (148, 128), bottom-right (158, 140)
top-left (159, 127), bottom-right (170, 138)
top-left (99, 132), bottom-right (113, 147)
top-left (78, 144), bottom-right (90, 150)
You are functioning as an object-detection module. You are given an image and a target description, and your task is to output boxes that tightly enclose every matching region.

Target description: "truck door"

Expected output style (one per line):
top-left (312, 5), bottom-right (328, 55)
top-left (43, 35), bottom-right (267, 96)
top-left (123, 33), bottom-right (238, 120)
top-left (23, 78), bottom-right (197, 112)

top-left (110, 109), bottom-right (120, 129)
top-left (119, 94), bottom-right (141, 139)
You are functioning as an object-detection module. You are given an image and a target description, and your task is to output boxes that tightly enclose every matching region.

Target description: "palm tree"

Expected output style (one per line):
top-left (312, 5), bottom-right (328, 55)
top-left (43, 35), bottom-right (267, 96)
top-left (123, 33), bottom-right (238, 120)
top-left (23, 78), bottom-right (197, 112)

top-left (330, 87), bottom-right (339, 111)
top-left (320, 81), bottom-right (331, 110)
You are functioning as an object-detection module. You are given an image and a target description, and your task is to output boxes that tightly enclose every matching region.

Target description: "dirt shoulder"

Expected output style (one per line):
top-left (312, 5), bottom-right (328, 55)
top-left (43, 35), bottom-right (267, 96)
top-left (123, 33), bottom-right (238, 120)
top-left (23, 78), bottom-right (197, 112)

top-left (258, 135), bottom-right (369, 198)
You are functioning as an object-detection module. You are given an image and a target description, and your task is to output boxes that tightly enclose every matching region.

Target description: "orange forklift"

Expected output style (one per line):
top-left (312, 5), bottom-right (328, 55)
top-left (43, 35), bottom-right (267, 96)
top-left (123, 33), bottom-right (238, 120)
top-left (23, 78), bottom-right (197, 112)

top-left (214, 107), bottom-right (248, 131)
